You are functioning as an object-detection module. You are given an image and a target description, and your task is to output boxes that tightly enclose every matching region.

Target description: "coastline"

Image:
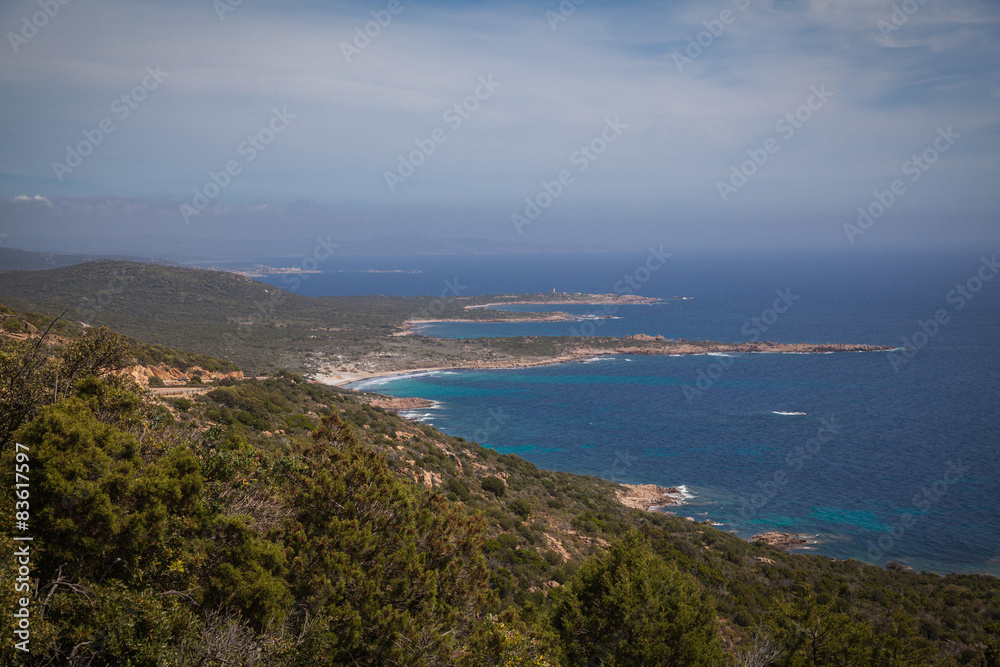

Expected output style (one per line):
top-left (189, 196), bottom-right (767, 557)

top-left (314, 340), bottom-right (894, 388)
top-left (313, 352), bottom-right (589, 387)
top-left (392, 293), bottom-right (662, 336)
top-left (313, 339), bottom-right (899, 558)
top-left (394, 312), bottom-right (582, 336)
top-left (461, 294), bottom-right (661, 310)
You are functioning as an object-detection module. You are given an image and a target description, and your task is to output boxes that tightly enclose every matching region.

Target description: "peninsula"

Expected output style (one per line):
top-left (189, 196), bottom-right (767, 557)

top-left (0, 264), bottom-right (894, 382)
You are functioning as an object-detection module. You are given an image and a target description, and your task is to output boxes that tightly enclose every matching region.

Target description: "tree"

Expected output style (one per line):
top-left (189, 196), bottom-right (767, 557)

top-left (0, 323), bottom-right (134, 451)
top-left (551, 530), bottom-right (725, 666)
top-left (279, 411), bottom-right (489, 666)
top-left (0, 334), bottom-right (58, 449)
top-left (460, 612), bottom-right (553, 667)
top-left (14, 393), bottom-right (203, 583)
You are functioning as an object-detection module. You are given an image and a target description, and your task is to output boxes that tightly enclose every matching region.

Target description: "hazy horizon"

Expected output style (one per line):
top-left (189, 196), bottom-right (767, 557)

top-left (1, 0), bottom-right (998, 258)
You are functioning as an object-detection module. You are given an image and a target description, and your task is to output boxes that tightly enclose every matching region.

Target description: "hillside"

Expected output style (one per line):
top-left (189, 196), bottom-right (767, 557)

top-left (0, 261), bottom-right (892, 378)
top-left (0, 260), bottom-right (423, 370)
top-left (0, 317), bottom-right (997, 665)
top-left (0, 247), bottom-right (177, 272)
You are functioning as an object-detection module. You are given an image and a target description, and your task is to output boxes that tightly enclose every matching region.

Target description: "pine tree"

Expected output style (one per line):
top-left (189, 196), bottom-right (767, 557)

top-left (551, 529), bottom-right (725, 666)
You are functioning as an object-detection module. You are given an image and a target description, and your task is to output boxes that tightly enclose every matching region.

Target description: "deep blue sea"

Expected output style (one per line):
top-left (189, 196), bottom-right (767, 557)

top-left (259, 249), bottom-right (1000, 576)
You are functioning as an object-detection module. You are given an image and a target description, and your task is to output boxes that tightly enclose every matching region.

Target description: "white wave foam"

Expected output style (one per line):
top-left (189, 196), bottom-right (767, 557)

top-left (579, 356), bottom-right (610, 363)
top-left (351, 370), bottom-right (455, 390)
top-left (674, 484), bottom-right (695, 500)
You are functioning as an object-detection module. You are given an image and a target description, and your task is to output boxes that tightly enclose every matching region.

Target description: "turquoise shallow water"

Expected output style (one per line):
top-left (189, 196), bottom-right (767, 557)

top-left (271, 249), bottom-right (998, 575)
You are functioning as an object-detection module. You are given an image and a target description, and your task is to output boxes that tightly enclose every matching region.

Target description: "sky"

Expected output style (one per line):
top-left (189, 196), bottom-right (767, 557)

top-left (0, 0), bottom-right (997, 257)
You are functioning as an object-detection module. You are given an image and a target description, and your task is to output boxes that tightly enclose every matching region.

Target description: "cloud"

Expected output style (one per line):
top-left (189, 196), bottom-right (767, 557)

top-left (0, 0), bottom-right (997, 251)
top-left (10, 195), bottom-right (53, 206)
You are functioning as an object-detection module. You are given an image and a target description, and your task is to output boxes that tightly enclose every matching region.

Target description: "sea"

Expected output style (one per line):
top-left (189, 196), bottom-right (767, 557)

top-left (256, 248), bottom-right (1000, 576)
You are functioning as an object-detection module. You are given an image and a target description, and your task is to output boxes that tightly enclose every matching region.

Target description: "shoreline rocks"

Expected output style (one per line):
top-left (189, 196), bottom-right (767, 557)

top-left (616, 483), bottom-right (685, 511)
top-left (364, 396), bottom-right (436, 411)
top-left (751, 531), bottom-right (814, 550)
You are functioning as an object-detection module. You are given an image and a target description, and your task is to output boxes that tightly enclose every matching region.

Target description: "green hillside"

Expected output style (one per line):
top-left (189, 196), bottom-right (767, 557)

top-left (0, 261), bottom-right (442, 371)
top-left (0, 321), bottom-right (997, 665)
top-left (0, 261), bottom-right (678, 374)
top-left (0, 247), bottom-right (180, 272)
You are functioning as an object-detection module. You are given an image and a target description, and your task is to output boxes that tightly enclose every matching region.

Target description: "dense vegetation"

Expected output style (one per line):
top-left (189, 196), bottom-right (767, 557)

top-left (0, 260), bottom-right (685, 374)
top-left (1, 310), bottom-right (998, 665)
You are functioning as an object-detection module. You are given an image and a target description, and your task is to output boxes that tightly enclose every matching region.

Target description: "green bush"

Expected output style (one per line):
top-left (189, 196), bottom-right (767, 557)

top-left (446, 477), bottom-right (473, 501)
top-left (3, 317), bottom-right (24, 332)
top-left (552, 530), bottom-right (725, 665)
top-left (172, 397), bottom-right (192, 412)
top-left (482, 476), bottom-right (506, 497)
top-left (497, 533), bottom-right (519, 550)
top-left (280, 412), bottom-right (489, 664)
top-left (283, 413), bottom-right (316, 433)
top-left (509, 498), bottom-right (531, 519)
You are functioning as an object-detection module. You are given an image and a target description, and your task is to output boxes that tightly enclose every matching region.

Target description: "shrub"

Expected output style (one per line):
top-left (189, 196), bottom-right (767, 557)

top-left (446, 477), bottom-right (472, 502)
top-left (508, 498), bottom-right (531, 519)
top-left (497, 534), bottom-right (519, 550)
top-left (552, 530), bottom-right (725, 666)
top-left (172, 397), bottom-right (192, 412)
top-left (482, 476), bottom-right (506, 497)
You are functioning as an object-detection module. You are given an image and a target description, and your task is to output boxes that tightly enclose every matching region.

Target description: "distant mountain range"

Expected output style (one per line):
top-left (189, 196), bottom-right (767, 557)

top-left (1, 234), bottom-right (628, 267)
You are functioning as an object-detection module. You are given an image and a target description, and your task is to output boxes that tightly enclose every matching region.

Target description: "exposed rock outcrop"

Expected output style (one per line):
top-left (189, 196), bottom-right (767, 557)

top-left (364, 396), bottom-right (435, 411)
top-left (121, 364), bottom-right (243, 387)
top-left (616, 483), bottom-right (684, 511)
top-left (751, 531), bottom-right (812, 550)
